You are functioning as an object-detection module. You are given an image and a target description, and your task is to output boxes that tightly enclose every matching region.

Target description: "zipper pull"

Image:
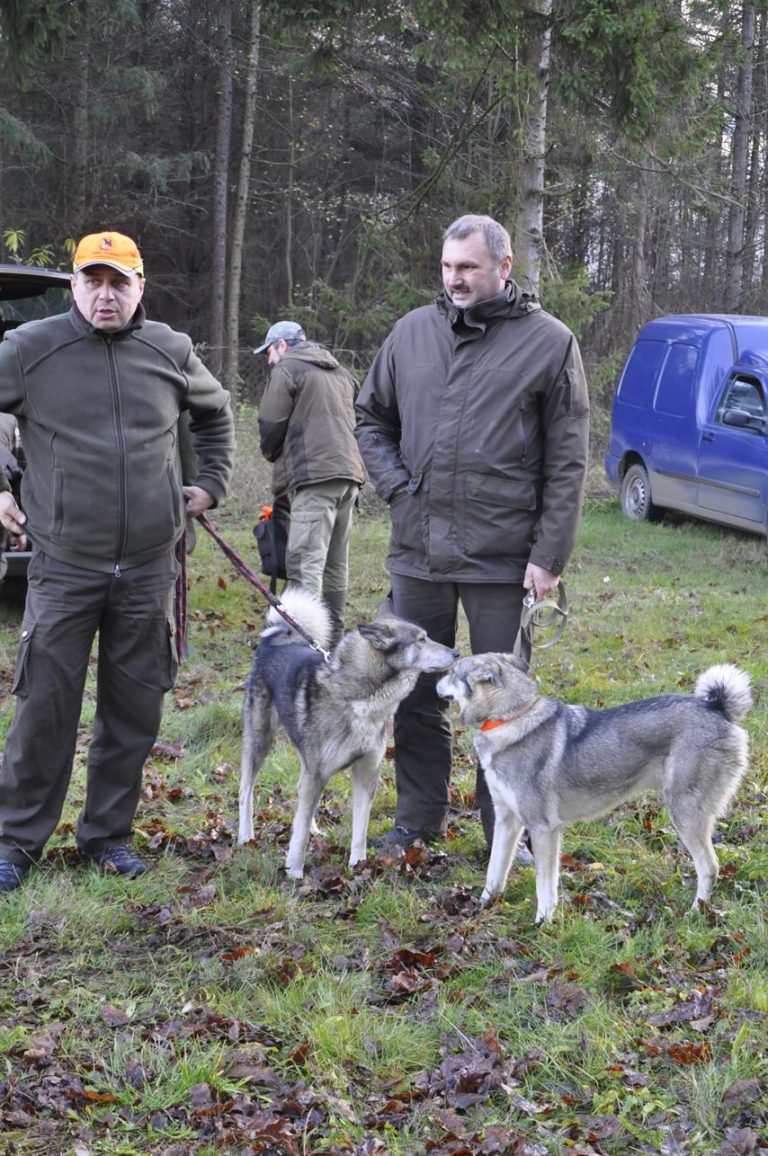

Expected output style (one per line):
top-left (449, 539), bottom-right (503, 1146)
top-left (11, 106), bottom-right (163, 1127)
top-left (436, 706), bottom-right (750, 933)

top-left (114, 563), bottom-right (121, 578)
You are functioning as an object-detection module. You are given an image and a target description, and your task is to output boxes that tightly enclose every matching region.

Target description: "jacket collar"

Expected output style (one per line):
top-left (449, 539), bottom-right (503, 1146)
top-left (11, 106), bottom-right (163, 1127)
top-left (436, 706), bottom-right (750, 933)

top-left (436, 278), bottom-right (541, 336)
top-left (278, 344), bottom-right (340, 371)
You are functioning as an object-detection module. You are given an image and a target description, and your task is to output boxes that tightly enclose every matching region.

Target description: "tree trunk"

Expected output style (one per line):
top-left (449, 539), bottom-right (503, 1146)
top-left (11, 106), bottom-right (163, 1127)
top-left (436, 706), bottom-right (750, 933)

top-left (724, 1), bottom-right (756, 312)
top-left (514, 0), bottom-right (552, 290)
top-left (209, 0), bottom-right (233, 378)
top-left (758, 4), bottom-right (768, 303)
top-left (70, 1), bottom-right (90, 236)
top-left (284, 74), bottom-right (295, 310)
top-left (702, 7), bottom-right (729, 309)
top-left (742, 101), bottom-right (761, 305)
top-left (222, 0), bottom-right (261, 393)
top-left (628, 172), bottom-right (650, 334)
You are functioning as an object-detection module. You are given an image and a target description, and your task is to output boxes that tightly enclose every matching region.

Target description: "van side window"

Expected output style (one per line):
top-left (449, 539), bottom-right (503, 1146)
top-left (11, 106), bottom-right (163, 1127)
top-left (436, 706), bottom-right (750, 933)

top-left (716, 375), bottom-right (766, 432)
top-left (617, 341), bottom-right (667, 407)
top-left (654, 344), bottom-right (698, 416)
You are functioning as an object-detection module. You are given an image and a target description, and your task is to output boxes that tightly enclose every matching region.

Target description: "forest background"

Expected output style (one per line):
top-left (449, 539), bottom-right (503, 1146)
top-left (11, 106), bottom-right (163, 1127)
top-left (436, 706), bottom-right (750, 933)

top-left (2, 6), bottom-right (768, 1151)
top-left (0, 0), bottom-right (766, 434)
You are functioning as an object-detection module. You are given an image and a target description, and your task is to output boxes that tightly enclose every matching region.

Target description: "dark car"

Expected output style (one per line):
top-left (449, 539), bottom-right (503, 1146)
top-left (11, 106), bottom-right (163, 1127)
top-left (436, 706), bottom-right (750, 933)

top-left (605, 314), bottom-right (768, 538)
top-left (0, 264), bottom-right (72, 591)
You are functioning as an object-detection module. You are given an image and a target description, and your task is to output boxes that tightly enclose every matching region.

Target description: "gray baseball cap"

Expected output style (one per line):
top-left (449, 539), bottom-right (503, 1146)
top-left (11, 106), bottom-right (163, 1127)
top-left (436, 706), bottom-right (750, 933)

top-left (253, 320), bottom-right (306, 354)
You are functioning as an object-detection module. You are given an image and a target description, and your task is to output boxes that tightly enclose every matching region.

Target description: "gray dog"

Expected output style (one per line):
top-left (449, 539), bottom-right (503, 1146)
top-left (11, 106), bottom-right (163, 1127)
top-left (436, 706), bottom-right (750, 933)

top-left (437, 656), bottom-right (752, 922)
top-left (238, 587), bottom-right (457, 878)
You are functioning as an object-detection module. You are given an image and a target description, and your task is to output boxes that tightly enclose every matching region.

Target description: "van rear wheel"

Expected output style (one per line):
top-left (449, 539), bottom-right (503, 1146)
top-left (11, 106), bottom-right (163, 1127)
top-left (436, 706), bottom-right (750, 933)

top-left (620, 463), bottom-right (663, 523)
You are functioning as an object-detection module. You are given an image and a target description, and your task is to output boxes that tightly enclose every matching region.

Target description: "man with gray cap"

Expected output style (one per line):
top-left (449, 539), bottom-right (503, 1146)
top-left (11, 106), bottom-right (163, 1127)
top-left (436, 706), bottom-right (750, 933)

top-left (254, 321), bottom-right (365, 641)
top-left (0, 230), bottom-right (234, 892)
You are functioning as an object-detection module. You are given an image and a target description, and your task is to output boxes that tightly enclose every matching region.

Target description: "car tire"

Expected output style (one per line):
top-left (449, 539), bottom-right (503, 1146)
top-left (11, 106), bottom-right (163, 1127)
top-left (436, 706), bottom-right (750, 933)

top-left (620, 463), bottom-right (664, 523)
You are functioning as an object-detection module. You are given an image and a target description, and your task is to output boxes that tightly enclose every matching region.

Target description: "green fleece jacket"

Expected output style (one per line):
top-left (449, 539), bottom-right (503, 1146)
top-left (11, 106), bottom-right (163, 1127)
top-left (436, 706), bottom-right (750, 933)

top-left (258, 344), bottom-right (365, 497)
top-left (0, 304), bottom-right (234, 572)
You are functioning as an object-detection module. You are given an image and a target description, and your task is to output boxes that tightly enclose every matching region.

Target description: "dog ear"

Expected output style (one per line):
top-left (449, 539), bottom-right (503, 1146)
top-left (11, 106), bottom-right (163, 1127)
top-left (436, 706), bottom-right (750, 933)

top-left (357, 622), bottom-right (395, 650)
top-left (506, 655), bottom-right (530, 674)
top-left (471, 663), bottom-right (505, 688)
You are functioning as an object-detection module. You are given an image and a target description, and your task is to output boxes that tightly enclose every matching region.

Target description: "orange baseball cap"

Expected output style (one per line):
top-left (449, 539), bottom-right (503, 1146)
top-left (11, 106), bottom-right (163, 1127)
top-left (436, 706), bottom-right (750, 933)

top-left (73, 231), bottom-right (144, 276)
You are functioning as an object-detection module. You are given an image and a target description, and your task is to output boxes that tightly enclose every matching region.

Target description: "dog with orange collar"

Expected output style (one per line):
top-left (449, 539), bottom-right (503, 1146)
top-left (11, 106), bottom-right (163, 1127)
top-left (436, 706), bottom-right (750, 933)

top-left (436, 655), bottom-right (752, 922)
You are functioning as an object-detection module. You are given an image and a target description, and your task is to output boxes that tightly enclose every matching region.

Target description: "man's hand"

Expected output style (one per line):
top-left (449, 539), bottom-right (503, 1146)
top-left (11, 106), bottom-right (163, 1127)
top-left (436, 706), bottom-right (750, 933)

top-left (0, 491), bottom-right (28, 550)
top-left (183, 485), bottom-right (214, 518)
top-left (524, 562), bottom-right (559, 602)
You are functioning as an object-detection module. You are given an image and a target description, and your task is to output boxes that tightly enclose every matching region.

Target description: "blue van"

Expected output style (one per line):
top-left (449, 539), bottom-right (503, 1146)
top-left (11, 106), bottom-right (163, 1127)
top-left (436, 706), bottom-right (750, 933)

top-left (604, 314), bottom-right (768, 538)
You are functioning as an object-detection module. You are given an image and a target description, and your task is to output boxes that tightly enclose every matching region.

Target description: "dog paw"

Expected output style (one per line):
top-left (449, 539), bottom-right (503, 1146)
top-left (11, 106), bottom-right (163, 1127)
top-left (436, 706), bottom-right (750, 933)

top-left (479, 889), bottom-right (496, 907)
top-left (285, 866), bottom-right (304, 881)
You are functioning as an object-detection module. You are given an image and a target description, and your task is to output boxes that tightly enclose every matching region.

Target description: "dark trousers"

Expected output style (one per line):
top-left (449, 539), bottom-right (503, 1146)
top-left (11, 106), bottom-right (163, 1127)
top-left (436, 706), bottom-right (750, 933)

top-left (0, 549), bottom-right (178, 865)
top-left (389, 574), bottom-right (529, 842)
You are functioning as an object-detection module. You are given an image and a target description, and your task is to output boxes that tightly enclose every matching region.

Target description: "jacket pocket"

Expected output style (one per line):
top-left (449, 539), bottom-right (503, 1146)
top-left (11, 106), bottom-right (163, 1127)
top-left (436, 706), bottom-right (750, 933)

top-left (168, 462), bottom-right (185, 534)
top-left (389, 473), bottom-right (424, 554)
top-left (460, 473), bottom-right (538, 558)
top-left (51, 468), bottom-right (64, 535)
top-left (11, 620), bottom-right (36, 697)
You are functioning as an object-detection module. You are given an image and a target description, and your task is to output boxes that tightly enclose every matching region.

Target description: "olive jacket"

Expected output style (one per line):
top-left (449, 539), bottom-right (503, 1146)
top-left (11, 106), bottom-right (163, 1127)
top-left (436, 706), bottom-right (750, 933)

top-left (258, 345), bottom-right (365, 497)
top-left (0, 304), bottom-right (234, 572)
top-left (355, 280), bottom-right (589, 582)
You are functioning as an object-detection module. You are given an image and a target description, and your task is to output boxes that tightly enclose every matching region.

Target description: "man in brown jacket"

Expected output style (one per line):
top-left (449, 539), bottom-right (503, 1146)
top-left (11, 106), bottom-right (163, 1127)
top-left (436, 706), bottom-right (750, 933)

top-left (255, 321), bottom-right (366, 641)
top-left (355, 214), bottom-right (589, 850)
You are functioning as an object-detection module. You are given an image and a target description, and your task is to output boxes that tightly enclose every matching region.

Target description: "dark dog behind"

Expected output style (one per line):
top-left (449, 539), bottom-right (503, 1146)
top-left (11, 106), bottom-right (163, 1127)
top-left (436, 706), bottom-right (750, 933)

top-left (238, 586), bottom-right (457, 877)
top-left (437, 656), bottom-right (753, 922)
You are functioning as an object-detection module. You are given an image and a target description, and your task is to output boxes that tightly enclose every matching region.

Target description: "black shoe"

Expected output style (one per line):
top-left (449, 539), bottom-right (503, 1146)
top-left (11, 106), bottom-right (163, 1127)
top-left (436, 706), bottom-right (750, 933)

top-left (373, 825), bottom-right (439, 850)
top-left (0, 858), bottom-right (29, 894)
top-left (79, 844), bottom-right (148, 878)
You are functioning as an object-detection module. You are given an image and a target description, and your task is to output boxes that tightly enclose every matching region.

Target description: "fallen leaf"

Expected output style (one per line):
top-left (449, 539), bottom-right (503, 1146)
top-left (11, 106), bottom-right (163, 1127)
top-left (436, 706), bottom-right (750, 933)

top-left (101, 1004), bottom-right (130, 1027)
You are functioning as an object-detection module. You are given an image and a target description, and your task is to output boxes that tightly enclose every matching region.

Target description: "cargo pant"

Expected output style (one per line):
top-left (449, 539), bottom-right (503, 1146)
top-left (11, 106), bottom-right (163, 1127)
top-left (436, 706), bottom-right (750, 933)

top-left (285, 478), bottom-right (360, 642)
top-left (388, 575), bottom-right (530, 845)
top-left (0, 548), bottom-right (178, 866)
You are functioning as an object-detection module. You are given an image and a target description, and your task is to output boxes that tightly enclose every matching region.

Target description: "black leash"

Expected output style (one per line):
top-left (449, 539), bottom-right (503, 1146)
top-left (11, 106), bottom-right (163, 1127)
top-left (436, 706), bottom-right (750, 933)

top-left (195, 514), bottom-right (331, 660)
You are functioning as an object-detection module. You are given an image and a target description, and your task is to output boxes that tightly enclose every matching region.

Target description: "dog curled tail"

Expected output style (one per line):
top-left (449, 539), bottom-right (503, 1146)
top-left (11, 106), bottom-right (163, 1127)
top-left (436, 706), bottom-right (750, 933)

top-left (695, 664), bottom-right (753, 721)
top-left (264, 585), bottom-right (333, 650)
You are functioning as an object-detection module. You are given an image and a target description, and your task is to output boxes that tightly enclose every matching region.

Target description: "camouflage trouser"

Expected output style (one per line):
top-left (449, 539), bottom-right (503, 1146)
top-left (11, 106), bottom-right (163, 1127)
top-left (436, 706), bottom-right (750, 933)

top-left (0, 548), bottom-right (178, 865)
top-left (388, 576), bottom-right (530, 845)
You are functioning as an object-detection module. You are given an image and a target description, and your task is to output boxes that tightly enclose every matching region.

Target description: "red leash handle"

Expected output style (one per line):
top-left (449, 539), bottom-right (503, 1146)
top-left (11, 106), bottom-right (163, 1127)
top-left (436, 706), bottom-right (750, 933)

top-left (195, 513), bottom-right (330, 659)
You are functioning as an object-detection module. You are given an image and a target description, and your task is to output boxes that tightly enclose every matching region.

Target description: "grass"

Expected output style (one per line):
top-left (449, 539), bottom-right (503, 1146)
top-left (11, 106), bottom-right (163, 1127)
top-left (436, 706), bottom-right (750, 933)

top-left (1, 464), bottom-right (767, 1152)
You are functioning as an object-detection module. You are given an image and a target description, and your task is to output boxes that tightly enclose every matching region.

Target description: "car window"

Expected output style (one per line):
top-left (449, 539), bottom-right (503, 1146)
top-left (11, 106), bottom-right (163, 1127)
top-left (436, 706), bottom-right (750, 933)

top-left (654, 343), bottom-right (698, 416)
top-left (617, 340), bottom-right (667, 407)
top-left (0, 286), bottom-right (71, 327)
top-left (716, 375), bottom-right (767, 431)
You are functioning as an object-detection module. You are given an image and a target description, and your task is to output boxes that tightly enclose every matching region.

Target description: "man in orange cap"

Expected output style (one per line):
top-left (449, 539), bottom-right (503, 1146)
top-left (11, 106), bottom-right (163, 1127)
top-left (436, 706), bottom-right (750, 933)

top-left (0, 230), bottom-right (234, 891)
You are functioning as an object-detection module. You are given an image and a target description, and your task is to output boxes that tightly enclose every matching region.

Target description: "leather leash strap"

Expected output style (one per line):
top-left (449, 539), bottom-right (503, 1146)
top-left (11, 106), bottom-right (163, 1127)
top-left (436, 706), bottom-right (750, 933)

top-left (195, 514), bottom-right (331, 660)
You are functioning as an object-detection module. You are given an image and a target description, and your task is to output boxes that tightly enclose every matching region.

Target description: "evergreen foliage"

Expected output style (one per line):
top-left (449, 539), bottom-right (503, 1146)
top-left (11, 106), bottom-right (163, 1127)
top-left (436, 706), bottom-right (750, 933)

top-left (0, 1), bottom-right (765, 394)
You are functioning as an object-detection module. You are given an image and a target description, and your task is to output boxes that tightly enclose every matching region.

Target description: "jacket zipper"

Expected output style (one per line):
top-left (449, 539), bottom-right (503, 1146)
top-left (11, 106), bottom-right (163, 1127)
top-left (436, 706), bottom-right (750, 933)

top-left (105, 337), bottom-right (128, 574)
